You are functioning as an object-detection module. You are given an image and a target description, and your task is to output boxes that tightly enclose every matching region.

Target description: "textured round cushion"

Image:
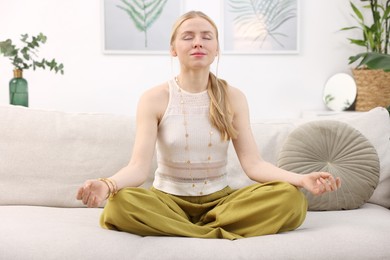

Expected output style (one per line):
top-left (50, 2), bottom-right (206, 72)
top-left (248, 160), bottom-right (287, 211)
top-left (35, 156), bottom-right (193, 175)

top-left (277, 120), bottom-right (380, 210)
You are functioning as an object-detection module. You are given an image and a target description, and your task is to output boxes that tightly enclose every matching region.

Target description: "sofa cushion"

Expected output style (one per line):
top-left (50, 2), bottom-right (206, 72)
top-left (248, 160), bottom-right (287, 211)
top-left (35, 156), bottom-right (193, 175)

top-left (1, 204), bottom-right (390, 259)
top-left (277, 120), bottom-right (380, 210)
top-left (0, 105), bottom-right (137, 207)
top-left (297, 107), bottom-right (390, 208)
top-left (226, 107), bottom-right (390, 209)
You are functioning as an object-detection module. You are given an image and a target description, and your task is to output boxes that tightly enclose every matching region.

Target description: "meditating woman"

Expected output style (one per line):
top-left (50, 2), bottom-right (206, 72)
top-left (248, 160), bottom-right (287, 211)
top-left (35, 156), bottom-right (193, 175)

top-left (77, 10), bottom-right (341, 239)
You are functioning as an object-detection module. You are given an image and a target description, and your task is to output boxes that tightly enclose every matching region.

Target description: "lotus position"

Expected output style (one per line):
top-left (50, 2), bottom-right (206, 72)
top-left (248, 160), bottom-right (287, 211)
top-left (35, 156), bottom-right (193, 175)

top-left (77, 10), bottom-right (341, 239)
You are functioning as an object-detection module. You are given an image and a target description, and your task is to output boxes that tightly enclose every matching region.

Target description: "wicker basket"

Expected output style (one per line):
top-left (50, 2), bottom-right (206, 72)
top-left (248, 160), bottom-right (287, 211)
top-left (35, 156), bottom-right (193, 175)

top-left (352, 68), bottom-right (390, 111)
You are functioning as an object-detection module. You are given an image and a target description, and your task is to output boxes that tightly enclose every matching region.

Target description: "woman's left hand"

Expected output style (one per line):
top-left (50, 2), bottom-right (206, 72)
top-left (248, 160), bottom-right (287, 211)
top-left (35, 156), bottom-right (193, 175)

top-left (301, 172), bottom-right (341, 196)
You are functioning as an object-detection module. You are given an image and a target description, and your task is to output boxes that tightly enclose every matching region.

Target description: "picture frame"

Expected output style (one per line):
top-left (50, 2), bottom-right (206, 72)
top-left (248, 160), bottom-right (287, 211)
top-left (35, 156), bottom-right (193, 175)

top-left (221, 0), bottom-right (300, 54)
top-left (101, 0), bottom-right (182, 54)
top-left (101, 0), bottom-right (300, 55)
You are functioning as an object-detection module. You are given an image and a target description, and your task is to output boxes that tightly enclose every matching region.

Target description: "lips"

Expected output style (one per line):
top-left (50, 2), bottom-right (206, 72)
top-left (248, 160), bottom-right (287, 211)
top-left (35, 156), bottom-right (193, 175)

top-left (191, 52), bottom-right (206, 56)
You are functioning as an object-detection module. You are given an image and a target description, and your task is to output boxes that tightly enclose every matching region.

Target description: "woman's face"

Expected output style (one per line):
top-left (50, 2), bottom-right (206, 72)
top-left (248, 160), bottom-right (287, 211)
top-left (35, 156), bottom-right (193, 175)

top-left (171, 17), bottom-right (219, 70)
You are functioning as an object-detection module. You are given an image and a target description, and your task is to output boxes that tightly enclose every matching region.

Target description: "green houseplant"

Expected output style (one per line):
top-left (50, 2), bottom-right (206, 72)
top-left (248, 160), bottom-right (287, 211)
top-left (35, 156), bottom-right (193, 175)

top-left (341, 0), bottom-right (390, 111)
top-left (341, 0), bottom-right (390, 71)
top-left (0, 33), bottom-right (64, 107)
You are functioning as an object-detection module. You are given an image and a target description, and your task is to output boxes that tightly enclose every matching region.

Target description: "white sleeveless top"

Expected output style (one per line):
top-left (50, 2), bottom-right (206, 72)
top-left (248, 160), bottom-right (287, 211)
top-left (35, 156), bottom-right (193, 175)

top-left (153, 79), bottom-right (230, 196)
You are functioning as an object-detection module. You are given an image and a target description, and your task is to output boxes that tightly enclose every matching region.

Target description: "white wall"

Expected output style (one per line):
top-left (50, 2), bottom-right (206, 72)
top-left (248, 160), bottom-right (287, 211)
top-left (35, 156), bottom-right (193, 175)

top-left (0, 0), bottom-right (361, 119)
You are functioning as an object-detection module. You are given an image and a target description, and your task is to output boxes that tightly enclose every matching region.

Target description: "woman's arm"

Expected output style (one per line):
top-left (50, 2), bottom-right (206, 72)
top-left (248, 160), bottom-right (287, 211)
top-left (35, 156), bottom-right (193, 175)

top-left (108, 85), bottom-right (166, 190)
top-left (76, 84), bottom-right (169, 207)
top-left (229, 87), bottom-right (340, 195)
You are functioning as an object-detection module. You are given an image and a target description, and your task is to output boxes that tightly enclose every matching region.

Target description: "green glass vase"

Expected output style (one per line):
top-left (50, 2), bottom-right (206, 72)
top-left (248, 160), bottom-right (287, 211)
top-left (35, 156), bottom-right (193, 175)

top-left (9, 69), bottom-right (28, 107)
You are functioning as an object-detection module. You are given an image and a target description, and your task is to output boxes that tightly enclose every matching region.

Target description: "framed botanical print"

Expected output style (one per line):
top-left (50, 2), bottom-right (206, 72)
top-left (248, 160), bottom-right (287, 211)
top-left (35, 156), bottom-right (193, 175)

top-left (102, 0), bottom-right (182, 54)
top-left (222, 0), bottom-right (299, 54)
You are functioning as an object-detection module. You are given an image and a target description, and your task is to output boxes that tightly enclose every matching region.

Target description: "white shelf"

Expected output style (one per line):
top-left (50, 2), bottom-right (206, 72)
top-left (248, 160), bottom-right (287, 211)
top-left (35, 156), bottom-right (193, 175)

top-left (300, 110), bottom-right (362, 119)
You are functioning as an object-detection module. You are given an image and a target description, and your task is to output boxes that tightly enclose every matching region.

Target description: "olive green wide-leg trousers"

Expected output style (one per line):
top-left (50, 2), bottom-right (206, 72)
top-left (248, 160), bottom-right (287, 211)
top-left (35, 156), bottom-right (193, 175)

top-left (100, 181), bottom-right (307, 240)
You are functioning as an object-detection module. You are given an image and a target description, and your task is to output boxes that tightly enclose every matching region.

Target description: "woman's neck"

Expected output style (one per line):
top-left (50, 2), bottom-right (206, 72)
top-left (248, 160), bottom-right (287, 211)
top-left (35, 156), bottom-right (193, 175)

top-left (176, 71), bottom-right (210, 93)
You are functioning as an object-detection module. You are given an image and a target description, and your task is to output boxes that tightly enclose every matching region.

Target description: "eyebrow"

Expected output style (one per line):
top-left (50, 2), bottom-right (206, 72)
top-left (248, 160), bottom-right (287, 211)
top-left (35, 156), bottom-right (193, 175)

top-left (180, 30), bottom-right (214, 35)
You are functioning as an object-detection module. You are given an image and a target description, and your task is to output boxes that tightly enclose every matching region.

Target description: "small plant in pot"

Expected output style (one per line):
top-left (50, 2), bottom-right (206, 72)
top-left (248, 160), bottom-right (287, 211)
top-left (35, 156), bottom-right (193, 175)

top-left (341, 0), bottom-right (390, 111)
top-left (0, 33), bottom-right (64, 107)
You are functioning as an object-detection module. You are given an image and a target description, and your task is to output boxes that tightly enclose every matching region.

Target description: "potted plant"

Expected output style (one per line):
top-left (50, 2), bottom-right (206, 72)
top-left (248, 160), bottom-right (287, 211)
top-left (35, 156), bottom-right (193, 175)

top-left (341, 0), bottom-right (390, 111)
top-left (0, 33), bottom-right (64, 107)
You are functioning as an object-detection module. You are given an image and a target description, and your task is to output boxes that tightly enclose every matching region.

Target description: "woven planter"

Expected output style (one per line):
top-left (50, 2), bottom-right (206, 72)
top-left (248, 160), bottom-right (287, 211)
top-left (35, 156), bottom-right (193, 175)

top-left (352, 69), bottom-right (390, 111)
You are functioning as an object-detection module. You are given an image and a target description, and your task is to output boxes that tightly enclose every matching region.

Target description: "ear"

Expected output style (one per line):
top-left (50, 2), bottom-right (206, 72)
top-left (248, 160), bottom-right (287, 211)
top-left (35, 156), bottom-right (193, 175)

top-left (170, 46), bottom-right (177, 57)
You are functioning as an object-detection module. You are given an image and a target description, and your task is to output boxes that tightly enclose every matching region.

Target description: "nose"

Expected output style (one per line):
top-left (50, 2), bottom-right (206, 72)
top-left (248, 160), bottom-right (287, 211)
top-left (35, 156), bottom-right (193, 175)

top-left (193, 37), bottom-right (203, 48)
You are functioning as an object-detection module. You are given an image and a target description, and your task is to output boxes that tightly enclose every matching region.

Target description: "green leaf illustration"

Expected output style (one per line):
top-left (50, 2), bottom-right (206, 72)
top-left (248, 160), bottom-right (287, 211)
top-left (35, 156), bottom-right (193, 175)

top-left (117, 0), bottom-right (168, 47)
top-left (228, 0), bottom-right (297, 48)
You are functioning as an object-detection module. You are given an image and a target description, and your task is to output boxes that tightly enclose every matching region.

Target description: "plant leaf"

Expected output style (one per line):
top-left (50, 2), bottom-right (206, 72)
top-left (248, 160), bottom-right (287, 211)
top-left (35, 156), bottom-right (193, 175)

top-left (117, 0), bottom-right (168, 48)
top-left (1, 33), bottom-right (64, 73)
top-left (228, 0), bottom-right (297, 48)
top-left (350, 52), bottom-right (390, 72)
top-left (350, 2), bottom-right (364, 22)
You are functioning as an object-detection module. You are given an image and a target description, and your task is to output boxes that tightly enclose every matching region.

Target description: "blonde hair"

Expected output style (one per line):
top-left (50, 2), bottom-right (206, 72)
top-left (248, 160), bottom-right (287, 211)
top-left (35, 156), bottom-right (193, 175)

top-left (170, 11), bottom-right (238, 140)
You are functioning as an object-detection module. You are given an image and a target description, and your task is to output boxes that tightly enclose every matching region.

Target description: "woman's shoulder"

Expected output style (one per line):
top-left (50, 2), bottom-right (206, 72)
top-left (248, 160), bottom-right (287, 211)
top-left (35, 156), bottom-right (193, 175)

top-left (137, 82), bottom-right (170, 108)
top-left (137, 81), bottom-right (170, 120)
top-left (227, 84), bottom-right (243, 94)
top-left (226, 84), bottom-right (247, 104)
top-left (224, 84), bottom-right (249, 118)
top-left (142, 82), bottom-right (169, 98)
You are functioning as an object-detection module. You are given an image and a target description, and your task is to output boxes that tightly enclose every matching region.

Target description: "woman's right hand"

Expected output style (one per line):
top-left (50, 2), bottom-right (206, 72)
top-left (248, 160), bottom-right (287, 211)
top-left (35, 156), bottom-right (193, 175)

top-left (76, 179), bottom-right (109, 208)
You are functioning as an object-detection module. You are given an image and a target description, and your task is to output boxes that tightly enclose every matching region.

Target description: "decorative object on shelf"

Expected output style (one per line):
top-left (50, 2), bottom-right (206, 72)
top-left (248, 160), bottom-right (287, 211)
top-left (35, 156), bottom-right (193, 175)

top-left (323, 73), bottom-right (357, 111)
top-left (0, 33), bottom-right (64, 107)
top-left (9, 69), bottom-right (28, 107)
top-left (341, 0), bottom-right (390, 111)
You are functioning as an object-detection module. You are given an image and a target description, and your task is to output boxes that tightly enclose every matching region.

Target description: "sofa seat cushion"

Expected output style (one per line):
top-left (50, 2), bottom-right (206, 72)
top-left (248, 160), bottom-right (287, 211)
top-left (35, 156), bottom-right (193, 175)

top-left (0, 204), bottom-right (389, 260)
top-left (277, 120), bottom-right (380, 210)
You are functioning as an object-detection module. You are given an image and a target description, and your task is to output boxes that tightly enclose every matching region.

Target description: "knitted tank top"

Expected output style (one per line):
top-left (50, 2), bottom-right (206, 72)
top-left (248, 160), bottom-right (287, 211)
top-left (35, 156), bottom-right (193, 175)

top-left (153, 79), bottom-right (229, 196)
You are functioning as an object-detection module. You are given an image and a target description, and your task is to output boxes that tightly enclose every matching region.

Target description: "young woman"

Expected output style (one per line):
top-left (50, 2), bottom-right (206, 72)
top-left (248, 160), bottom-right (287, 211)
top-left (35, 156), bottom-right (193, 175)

top-left (77, 11), bottom-right (341, 239)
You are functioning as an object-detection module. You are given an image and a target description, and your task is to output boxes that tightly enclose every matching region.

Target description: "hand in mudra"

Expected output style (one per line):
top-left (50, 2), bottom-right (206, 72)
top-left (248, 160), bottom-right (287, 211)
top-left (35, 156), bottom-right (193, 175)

top-left (302, 172), bottom-right (341, 196)
top-left (76, 180), bottom-right (109, 208)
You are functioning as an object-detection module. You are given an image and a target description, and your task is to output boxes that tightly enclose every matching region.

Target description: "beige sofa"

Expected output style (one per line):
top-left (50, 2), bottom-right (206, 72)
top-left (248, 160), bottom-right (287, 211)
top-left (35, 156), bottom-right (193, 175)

top-left (0, 104), bottom-right (389, 260)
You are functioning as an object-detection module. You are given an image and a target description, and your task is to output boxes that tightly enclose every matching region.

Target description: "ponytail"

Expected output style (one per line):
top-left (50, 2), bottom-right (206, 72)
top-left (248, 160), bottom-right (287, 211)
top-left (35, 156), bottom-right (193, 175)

top-left (207, 73), bottom-right (238, 141)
